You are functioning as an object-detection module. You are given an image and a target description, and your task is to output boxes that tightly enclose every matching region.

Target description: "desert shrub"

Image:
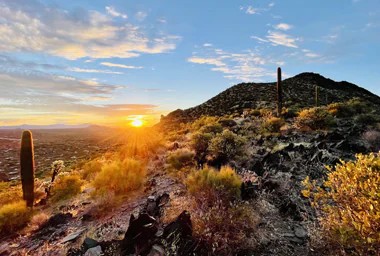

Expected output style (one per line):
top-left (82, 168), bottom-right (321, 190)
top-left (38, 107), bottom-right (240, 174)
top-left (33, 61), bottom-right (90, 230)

top-left (199, 123), bottom-right (223, 134)
top-left (89, 191), bottom-right (123, 217)
top-left (281, 107), bottom-right (298, 118)
top-left (191, 132), bottom-right (213, 167)
top-left (249, 109), bottom-right (261, 117)
top-left (296, 107), bottom-right (335, 130)
top-left (81, 158), bottom-right (103, 180)
top-left (302, 153), bottom-right (380, 254)
top-left (327, 102), bottom-right (353, 117)
top-left (354, 113), bottom-right (379, 125)
top-left (259, 108), bottom-right (273, 118)
top-left (0, 200), bottom-right (32, 233)
top-left (347, 98), bottom-right (369, 114)
top-left (51, 174), bottom-right (84, 202)
top-left (261, 117), bottom-right (285, 133)
top-left (191, 116), bottom-right (220, 131)
top-left (0, 183), bottom-right (22, 206)
top-left (166, 149), bottom-right (195, 171)
top-left (209, 130), bottom-right (246, 166)
top-left (186, 166), bottom-right (242, 203)
top-left (92, 158), bottom-right (146, 195)
top-left (363, 130), bottom-right (380, 151)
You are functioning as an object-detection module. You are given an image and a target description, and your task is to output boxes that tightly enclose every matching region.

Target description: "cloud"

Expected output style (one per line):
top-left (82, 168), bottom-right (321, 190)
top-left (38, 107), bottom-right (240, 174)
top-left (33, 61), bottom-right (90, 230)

top-left (136, 11), bottom-right (147, 21)
top-left (246, 6), bottom-right (258, 14)
top-left (274, 23), bottom-right (293, 31)
top-left (68, 67), bottom-right (123, 74)
top-left (0, 1), bottom-right (180, 59)
top-left (105, 6), bottom-right (127, 19)
top-left (100, 62), bottom-right (143, 69)
top-left (203, 43), bottom-right (213, 47)
top-left (188, 47), bottom-right (281, 82)
top-left (266, 31), bottom-right (299, 48)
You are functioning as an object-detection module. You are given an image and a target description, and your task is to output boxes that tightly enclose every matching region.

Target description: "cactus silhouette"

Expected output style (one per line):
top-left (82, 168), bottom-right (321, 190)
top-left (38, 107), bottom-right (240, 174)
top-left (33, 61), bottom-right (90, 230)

top-left (315, 85), bottom-right (320, 107)
top-left (277, 67), bottom-right (282, 116)
top-left (20, 130), bottom-right (35, 207)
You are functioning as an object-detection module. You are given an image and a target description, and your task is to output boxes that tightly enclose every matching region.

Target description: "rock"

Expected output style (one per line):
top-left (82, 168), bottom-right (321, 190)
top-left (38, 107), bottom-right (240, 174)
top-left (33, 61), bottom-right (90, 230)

top-left (294, 226), bottom-right (308, 239)
top-left (120, 213), bottom-right (158, 255)
top-left (84, 245), bottom-right (103, 256)
top-left (61, 228), bottom-right (87, 243)
top-left (83, 237), bottom-right (99, 251)
top-left (147, 244), bottom-right (166, 256)
top-left (38, 213), bottom-right (72, 231)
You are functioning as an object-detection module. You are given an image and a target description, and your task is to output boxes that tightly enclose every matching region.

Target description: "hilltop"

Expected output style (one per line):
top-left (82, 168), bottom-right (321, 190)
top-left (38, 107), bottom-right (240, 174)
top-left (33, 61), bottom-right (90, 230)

top-left (161, 72), bottom-right (380, 123)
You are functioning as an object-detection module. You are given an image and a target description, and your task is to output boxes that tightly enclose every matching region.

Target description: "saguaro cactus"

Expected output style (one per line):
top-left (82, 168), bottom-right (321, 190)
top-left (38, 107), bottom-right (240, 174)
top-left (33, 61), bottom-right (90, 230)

top-left (277, 67), bottom-right (282, 116)
top-left (315, 85), bottom-right (320, 107)
top-left (20, 130), bottom-right (35, 207)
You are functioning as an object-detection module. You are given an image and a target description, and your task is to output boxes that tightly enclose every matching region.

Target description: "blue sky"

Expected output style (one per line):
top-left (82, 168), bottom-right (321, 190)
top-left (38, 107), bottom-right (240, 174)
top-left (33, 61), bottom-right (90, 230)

top-left (0, 0), bottom-right (379, 125)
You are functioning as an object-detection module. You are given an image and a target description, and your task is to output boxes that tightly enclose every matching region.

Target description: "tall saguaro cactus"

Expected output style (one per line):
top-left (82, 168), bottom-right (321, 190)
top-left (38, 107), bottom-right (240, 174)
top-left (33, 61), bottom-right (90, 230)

top-left (315, 85), bottom-right (320, 107)
top-left (277, 67), bottom-right (282, 117)
top-left (20, 130), bottom-right (35, 207)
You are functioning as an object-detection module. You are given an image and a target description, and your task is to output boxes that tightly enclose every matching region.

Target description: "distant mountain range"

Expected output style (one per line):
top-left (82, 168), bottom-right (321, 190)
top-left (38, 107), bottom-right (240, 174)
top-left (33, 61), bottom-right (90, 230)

top-left (162, 72), bottom-right (380, 122)
top-left (0, 123), bottom-right (92, 130)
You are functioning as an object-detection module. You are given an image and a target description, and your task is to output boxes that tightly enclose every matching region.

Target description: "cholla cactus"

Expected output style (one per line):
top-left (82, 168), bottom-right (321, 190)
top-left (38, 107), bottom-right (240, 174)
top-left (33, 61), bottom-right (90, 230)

top-left (20, 130), bottom-right (35, 207)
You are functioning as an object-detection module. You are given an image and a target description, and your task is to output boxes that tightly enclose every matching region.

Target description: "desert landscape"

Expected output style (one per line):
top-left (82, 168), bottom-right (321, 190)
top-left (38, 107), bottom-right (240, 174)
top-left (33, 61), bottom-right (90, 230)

top-left (0, 1), bottom-right (379, 255)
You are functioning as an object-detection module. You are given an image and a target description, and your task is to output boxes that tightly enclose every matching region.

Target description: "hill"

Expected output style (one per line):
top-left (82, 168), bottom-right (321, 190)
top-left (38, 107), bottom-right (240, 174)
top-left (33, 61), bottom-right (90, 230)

top-left (161, 72), bottom-right (380, 123)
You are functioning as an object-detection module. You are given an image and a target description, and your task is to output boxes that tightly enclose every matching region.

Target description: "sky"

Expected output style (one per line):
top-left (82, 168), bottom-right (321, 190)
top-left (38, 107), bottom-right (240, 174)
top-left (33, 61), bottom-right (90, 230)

top-left (0, 0), bottom-right (379, 126)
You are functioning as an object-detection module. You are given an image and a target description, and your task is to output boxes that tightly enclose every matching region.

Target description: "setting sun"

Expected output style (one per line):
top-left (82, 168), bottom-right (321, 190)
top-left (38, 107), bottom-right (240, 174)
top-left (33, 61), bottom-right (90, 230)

top-left (131, 119), bottom-right (143, 127)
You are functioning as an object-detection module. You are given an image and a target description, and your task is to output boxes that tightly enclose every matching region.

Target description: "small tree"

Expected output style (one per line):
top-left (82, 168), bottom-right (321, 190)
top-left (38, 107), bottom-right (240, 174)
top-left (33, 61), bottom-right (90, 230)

top-left (191, 132), bottom-right (213, 168)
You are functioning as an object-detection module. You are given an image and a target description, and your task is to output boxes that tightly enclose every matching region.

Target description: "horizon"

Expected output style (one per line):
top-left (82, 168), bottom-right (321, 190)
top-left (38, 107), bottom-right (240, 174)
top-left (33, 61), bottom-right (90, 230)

top-left (0, 0), bottom-right (379, 126)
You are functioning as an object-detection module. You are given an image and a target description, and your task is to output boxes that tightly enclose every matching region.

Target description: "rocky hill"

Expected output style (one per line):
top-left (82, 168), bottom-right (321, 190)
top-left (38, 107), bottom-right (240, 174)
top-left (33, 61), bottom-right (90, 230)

top-left (162, 72), bottom-right (380, 122)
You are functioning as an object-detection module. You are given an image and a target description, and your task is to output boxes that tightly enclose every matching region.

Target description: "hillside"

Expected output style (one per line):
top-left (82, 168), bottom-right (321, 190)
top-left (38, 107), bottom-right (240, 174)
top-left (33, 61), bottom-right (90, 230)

top-left (162, 72), bottom-right (380, 122)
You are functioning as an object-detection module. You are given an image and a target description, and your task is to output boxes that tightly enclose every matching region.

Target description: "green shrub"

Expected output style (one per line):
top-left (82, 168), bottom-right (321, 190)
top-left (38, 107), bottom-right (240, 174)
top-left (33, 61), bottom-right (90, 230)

top-left (166, 149), bottom-right (195, 171)
top-left (92, 158), bottom-right (146, 195)
top-left (327, 102), bottom-right (353, 117)
top-left (262, 117), bottom-right (285, 133)
top-left (296, 107), bottom-right (335, 130)
top-left (209, 130), bottom-right (246, 165)
top-left (81, 158), bottom-right (103, 180)
top-left (186, 166), bottom-right (242, 203)
top-left (302, 153), bottom-right (380, 254)
top-left (0, 200), bottom-right (32, 233)
top-left (191, 116), bottom-right (220, 131)
top-left (51, 174), bottom-right (84, 202)
top-left (354, 113), bottom-right (379, 125)
top-left (191, 132), bottom-right (213, 166)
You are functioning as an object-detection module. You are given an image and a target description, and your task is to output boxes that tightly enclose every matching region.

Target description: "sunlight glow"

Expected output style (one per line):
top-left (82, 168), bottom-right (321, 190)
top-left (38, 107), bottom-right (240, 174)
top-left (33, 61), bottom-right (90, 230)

top-left (131, 118), bottom-right (143, 127)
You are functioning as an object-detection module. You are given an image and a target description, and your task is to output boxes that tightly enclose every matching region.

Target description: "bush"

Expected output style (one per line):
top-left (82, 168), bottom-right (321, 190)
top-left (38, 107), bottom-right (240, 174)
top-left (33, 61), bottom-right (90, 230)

top-left (296, 107), bottom-right (335, 130)
top-left (302, 153), bottom-right (380, 254)
top-left (327, 99), bottom-right (369, 118)
top-left (186, 166), bottom-right (242, 203)
top-left (166, 149), bottom-right (195, 171)
top-left (354, 113), bottom-right (379, 125)
top-left (0, 200), bottom-right (32, 233)
top-left (209, 130), bottom-right (246, 166)
top-left (92, 158), bottom-right (146, 195)
top-left (191, 116), bottom-right (220, 132)
top-left (51, 174), bottom-right (84, 202)
top-left (0, 183), bottom-right (22, 206)
top-left (191, 132), bottom-right (213, 167)
top-left (262, 117), bottom-right (285, 133)
top-left (81, 158), bottom-right (103, 180)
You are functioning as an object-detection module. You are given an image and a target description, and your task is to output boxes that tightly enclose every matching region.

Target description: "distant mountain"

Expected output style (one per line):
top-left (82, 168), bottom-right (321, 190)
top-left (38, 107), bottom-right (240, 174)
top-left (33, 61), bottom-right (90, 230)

top-left (0, 123), bottom-right (92, 130)
top-left (162, 72), bottom-right (380, 122)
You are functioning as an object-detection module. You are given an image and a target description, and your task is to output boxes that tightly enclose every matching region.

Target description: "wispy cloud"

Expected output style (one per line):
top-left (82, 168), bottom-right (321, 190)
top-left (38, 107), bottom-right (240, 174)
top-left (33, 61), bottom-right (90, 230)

top-left (105, 6), bottom-right (127, 19)
top-left (136, 11), bottom-right (148, 21)
top-left (273, 23), bottom-right (293, 31)
top-left (100, 62), bottom-right (143, 69)
top-left (245, 6), bottom-right (259, 15)
top-left (0, 1), bottom-right (180, 59)
top-left (68, 67), bottom-right (123, 74)
top-left (188, 46), bottom-right (281, 82)
top-left (266, 31), bottom-right (299, 48)
top-left (240, 2), bottom-right (275, 15)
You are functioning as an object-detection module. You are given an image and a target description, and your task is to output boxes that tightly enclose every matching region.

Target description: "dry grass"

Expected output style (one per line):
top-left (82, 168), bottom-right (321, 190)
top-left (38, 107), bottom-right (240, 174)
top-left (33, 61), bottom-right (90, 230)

top-left (0, 200), bottom-right (32, 234)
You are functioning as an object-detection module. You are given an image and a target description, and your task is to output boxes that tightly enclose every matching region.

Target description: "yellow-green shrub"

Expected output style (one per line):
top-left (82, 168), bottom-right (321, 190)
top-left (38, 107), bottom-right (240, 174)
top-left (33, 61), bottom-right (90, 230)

top-left (51, 174), bottom-right (84, 202)
top-left (302, 153), bottom-right (380, 254)
top-left (191, 116), bottom-right (220, 132)
top-left (296, 107), bottom-right (335, 130)
top-left (0, 200), bottom-right (32, 233)
top-left (81, 158), bottom-right (103, 180)
top-left (92, 158), bottom-right (146, 195)
top-left (186, 166), bottom-right (242, 203)
top-left (166, 149), bottom-right (195, 171)
top-left (0, 183), bottom-right (22, 206)
top-left (262, 117), bottom-right (285, 133)
top-left (209, 130), bottom-right (246, 166)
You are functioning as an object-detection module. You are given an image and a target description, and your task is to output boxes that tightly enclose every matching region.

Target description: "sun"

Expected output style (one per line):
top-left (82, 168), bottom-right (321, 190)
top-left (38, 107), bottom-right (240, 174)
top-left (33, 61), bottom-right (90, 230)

top-left (131, 118), bottom-right (143, 127)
